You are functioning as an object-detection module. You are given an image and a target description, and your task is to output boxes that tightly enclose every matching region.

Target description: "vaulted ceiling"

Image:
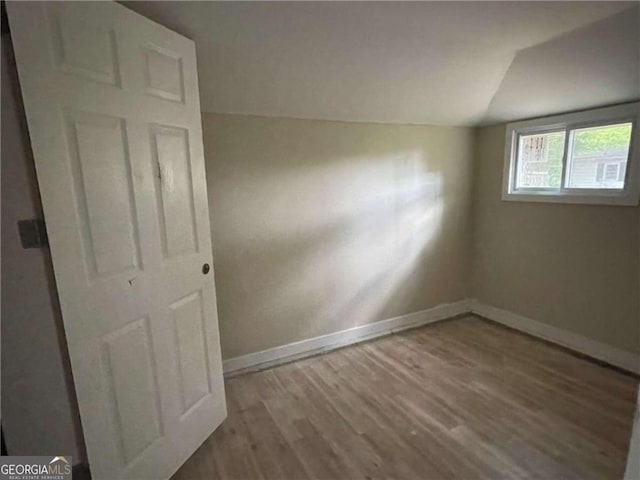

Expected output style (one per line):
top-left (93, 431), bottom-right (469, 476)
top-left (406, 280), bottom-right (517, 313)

top-left (124, 1), bottom-right (640, 126)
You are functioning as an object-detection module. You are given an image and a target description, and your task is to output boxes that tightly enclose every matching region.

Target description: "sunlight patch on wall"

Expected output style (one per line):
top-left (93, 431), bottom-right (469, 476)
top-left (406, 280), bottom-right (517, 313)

top-left (222, 149), bottom-right (445, 339)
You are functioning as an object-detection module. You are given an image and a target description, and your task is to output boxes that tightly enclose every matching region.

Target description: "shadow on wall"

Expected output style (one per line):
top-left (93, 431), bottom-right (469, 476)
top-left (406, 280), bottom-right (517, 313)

top-left (1, 34), bottom-right (86, 461)
top-left (204, 114), bottom-right (473, 359)
top-left (483, 6), bottom-right (640, 124)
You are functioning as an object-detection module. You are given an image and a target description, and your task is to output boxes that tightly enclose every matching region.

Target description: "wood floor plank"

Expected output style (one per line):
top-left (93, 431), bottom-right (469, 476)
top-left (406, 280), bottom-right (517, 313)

top-left (172, 315), bottom-right (638, 480)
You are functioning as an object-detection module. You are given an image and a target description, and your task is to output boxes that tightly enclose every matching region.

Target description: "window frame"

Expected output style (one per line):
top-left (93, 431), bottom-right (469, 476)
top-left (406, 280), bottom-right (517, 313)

top-left (502, 102), bottom-right (640, 206)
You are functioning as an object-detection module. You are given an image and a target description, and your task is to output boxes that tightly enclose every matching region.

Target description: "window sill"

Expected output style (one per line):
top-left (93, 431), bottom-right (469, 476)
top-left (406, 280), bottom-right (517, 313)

top-left (502, 190), bottom-right (639, 206)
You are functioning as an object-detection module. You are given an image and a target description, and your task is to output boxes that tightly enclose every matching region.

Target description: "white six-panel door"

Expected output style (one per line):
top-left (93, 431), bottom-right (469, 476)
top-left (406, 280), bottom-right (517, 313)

top-left (6, 2), bottom-right (227, 478)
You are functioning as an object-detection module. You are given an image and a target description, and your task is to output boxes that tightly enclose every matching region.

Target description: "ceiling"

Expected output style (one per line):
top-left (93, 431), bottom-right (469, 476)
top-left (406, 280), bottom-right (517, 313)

top-left (123, 1), bottom-right (640, 126)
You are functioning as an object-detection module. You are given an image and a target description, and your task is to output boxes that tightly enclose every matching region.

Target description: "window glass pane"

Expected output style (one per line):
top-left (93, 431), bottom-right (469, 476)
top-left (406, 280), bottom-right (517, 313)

top-left (516, 131), bottom-right (565, 188)
top-left (565, 122), bottom-right (632, 189)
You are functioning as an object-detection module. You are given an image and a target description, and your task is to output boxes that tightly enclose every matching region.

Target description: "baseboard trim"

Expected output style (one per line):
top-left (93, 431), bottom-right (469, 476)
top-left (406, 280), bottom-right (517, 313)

top-left (471, 300), bottom-right (640, 375)
top-left (223, 299), bottom-right (472, 377)
top-left (222, 299), bottom-right (639, 377)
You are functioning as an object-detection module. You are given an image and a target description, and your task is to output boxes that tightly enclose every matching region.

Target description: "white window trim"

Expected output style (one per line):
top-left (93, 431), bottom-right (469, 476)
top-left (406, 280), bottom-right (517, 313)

top-left (502, 102), bottom-right (640, 206)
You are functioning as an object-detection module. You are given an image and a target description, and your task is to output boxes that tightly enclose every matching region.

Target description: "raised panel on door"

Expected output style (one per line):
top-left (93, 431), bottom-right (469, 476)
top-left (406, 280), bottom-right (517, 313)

top-left (102, 317), bottom-right (163, 465)
top-left (47, 2), bottom-right (121, 86)
top-left (143, 45), bottom-right (185, 103)
top-left (169, 291), bottom-right (211, 415)
top-left (65, 111), bottom-right (142, 278)
top-left (150, 124), bottom-right (199, 259)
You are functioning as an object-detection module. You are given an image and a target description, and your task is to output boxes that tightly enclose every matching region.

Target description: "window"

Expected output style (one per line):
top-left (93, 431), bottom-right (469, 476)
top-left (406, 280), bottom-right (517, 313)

top-left (502, 103), bottom-right (639, 205)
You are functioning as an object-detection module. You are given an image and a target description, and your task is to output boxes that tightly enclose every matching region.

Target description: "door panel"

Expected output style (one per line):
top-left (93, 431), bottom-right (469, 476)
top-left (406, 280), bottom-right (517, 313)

top-left (150, 125), bottom-right (198, 258)
top-left (67, 111), bottom-right (141, 278)
top-left (104, 317), bottom-right (163, 464)
top-left (144, 46), bottom-right (185, 103)
top-left (6, 2), bottom-right (227, 479)
top-left (170, 291), bottom-right (211, 413)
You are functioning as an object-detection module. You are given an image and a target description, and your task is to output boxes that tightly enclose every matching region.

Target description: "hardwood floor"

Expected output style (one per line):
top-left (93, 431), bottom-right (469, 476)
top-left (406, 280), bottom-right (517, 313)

top-left (173, 315), bottom-right (639, 480)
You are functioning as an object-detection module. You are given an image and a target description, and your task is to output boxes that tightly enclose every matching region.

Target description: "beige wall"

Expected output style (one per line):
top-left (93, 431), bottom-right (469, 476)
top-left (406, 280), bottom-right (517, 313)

top-left (1, 37), bottom-right (85, 462)
top-left (203, 113), bottom-right (474, 359)
top-left (472, 124), bottom-right (640, 354)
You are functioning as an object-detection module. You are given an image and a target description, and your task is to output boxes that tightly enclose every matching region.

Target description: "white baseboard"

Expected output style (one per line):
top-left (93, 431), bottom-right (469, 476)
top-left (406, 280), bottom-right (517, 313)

top-left (222, 298), bottom-right (639, 377)
top-left (223, 299), bottom-right (472, 376)
top-left (471, 300), bottom-right (640, 375)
